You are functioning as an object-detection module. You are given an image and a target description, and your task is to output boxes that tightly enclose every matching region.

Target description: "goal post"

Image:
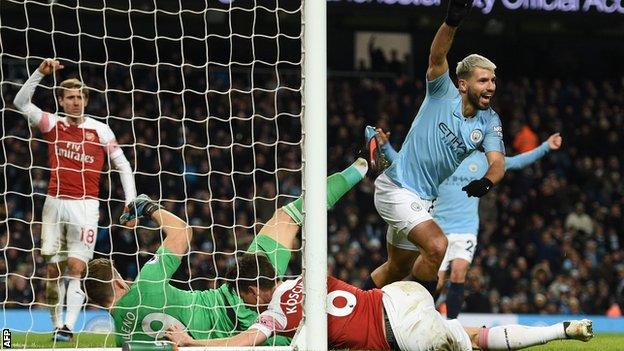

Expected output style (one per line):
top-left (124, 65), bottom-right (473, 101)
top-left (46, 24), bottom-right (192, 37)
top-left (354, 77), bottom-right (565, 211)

top-left (301, 0), bottom-right (328, 350)
top-left (0, 0), bottom-right (327, 349)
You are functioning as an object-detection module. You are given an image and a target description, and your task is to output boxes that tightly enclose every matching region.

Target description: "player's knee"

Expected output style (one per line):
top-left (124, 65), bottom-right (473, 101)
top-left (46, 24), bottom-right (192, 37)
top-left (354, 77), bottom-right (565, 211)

top-left (46, 264), bottom-right (61, 278)
top-left (67, 262), bottom-right (86, 277)
top-left (449, 271), bottom-right (467, 283)
top-left (451, 270), bottom-right (466, 284)
top-left (386, 262), bottom-right (411, 280)
top-left (426, 236), bottom-right (447, 264)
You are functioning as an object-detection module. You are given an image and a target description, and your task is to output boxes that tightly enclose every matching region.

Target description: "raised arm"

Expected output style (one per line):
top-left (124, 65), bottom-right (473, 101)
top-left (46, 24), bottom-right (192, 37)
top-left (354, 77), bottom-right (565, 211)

top-left (13, 59), bottom-right (64, 131)
top-left (153, 208), bottom-right (192, 256)
top-left (506, 133), bottom-right (561, 170)
top-left (165, 325), bottom-right (267, 347)
top-left (427, 24), bottom-right (457, 81)
top-left (120, 196), bottom-right (192, 255)
top-left (426, 0), bottom-right (473, 81)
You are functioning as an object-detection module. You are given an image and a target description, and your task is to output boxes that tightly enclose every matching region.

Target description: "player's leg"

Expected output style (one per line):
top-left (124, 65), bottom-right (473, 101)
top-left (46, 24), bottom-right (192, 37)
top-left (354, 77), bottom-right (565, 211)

top-left (445, 234), bottom-right (476, 319)
top-left (446, 258), bottom-right (469, 319)
top-left (381, 281), bottom-right (471, 351)
top-left (407, 220), bottom-right (448, 294)
top-left (64, 257), bottom-right (86, 333)
top-left (63, 199), bottom-right (99, 335)
top-left (435, 247), bottom-right (452, 298)
top-left (365, 237), bottom-right (417, 289)
top-left (366, 173), bottom-right (439, 291)
top-left (45, 261), bottom-right (66, 329)
top-left (465, 319), bottom-right (593, 350)
top-left (253, 158), bottom-right (369, 276)
top-left (41, 197), bottom-right (68, 336)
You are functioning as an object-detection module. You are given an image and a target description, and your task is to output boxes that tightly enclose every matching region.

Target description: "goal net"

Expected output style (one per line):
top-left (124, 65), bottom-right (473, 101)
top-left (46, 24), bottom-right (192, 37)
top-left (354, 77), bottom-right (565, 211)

top-left (0, 0), bottom-right (325, 349)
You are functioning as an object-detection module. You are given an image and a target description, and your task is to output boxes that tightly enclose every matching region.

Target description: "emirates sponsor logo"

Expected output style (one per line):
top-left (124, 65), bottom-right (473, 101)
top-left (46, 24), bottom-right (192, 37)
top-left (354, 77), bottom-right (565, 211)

top-left (55, 142), bottom-right (95, 164)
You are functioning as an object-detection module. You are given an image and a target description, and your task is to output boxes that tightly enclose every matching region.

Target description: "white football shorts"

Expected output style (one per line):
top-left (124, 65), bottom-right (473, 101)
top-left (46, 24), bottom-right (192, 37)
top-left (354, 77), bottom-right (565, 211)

top-left (439, 234), bottom-right (478, 271)
top-left (41, 197), bottom-right (99, 263)
top-left (374, 173), bottom-right (434, 251)
top-left (382, 281), bottom-right (472, 351)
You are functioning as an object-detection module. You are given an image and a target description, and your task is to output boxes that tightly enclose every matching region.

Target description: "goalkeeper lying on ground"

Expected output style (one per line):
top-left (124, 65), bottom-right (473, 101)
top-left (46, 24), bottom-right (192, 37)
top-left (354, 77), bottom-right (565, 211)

top-left (83, 158), bottom-right (369, 346)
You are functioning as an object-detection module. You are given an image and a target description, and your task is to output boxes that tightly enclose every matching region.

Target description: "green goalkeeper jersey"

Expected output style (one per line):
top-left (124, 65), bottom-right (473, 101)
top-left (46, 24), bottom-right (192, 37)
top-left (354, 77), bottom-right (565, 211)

top-left (111, 234), bottom-right (292, 346)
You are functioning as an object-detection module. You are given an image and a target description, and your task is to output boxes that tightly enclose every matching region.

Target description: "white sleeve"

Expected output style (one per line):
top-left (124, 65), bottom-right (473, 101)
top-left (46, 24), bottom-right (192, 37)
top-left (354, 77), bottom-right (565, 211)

top-left (100, 126), bottom-right (136, 205)
top-left (13, 70), bottom-right (57, 133)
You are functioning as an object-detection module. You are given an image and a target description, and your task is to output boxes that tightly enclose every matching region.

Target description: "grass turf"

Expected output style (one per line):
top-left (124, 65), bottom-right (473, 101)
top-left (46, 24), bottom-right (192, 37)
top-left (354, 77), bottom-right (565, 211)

top-left (9, 332), bottom-right (116, 348)
top-left (6, 332), bottom-right (624, 349)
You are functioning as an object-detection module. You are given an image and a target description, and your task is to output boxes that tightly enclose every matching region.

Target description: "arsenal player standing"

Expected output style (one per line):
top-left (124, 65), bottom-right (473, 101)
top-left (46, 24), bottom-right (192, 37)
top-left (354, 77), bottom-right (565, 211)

top-left (13, 58), bottom-right (136, 341)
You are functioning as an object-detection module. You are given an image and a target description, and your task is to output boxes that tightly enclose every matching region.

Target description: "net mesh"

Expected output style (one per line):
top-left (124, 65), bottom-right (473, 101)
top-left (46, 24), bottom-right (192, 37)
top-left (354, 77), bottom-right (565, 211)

top-left (0, 0), bottom-right (303, 346)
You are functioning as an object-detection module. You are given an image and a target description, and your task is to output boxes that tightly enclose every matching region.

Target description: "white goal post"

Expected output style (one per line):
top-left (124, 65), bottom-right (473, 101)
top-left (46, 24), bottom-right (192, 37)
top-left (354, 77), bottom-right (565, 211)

top-left (0, 0), bottom-right (327, 350)
top-left (301, 0), bottom-right (328, 350)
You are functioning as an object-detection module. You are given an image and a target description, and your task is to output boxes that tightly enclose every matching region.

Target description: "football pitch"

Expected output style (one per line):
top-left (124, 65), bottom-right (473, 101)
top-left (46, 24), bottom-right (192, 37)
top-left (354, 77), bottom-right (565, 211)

top-left (7, 332), bottom-right (624, 350)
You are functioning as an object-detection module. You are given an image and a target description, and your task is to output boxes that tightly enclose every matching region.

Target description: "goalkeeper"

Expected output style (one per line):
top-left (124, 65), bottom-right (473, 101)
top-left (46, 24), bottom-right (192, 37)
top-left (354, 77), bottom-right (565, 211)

top-left (83, 158), bottom-right (369, 346)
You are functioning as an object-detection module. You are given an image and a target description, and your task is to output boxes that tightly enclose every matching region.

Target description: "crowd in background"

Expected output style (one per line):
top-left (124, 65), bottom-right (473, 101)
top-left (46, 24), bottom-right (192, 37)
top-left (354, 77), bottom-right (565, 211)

top-left (1, 64), bottom-right (623, 317)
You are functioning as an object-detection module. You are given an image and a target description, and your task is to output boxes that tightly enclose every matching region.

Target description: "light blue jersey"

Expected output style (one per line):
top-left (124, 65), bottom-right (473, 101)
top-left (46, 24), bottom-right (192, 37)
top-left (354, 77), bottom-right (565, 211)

top-left (382, 141), bottom-right (551, 236)
top-left (384, 71), bottom-right (505, 200)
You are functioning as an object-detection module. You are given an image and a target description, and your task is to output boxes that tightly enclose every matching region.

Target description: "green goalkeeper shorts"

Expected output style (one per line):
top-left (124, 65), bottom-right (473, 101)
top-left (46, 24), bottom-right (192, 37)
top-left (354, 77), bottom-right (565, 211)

top-left (247, 234), bottom-right (291, 276)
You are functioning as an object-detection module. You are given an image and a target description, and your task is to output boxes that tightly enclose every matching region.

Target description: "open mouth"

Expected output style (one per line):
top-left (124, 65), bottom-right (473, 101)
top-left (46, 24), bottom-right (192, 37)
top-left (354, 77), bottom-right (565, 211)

top-left (480, 95), bottom-right (492, 104)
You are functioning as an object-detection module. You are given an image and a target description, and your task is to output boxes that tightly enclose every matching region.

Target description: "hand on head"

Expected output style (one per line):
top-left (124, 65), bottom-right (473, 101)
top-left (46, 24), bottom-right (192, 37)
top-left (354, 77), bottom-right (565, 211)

top-left (38, 58), bottom-right (64, 75)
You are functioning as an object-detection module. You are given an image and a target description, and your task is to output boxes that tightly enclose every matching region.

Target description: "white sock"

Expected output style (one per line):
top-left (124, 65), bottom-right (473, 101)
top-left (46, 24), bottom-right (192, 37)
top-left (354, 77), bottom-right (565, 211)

top-left (64, 277), bottom-right (86, 330)
top-left (46, 277), bottom-right (66, 329)
top-left (353, 158), bottom-right (369, 177)
top-left (480, 323), bottom-right (566, 350)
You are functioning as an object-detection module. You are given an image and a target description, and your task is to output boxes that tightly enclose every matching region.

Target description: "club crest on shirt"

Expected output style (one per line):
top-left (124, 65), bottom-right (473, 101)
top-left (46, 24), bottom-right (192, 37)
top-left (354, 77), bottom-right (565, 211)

top-left (85, 131), bottom-right (96, 141)
top-left (468, 163), bottom-right (478, 173)
top-left (470, 129), bottom-right (483, 143)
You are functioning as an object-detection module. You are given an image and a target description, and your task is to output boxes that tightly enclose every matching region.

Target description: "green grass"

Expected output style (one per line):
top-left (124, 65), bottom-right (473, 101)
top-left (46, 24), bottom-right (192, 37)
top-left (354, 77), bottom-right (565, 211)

top-left (527, 333), bottom-right (624, 351)
top-left (6, 332), bottom-right (624, 349)
top-left (8, 332), bottom-right (117, 348)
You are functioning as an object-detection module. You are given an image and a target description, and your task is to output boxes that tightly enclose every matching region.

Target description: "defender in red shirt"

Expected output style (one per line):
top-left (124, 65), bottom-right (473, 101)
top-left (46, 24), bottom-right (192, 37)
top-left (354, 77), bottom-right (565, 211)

top-left (164, 254), bottom-right (593, 350)
top-left (13, 59), bottom-right (137, 341)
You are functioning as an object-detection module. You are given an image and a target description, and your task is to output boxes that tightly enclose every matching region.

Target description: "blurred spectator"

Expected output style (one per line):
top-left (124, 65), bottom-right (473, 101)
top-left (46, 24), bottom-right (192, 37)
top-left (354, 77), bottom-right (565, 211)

top-left (513, 125), bottom-right (539, 153)
top-left (1, 61), bottom-right (623, 317)
top-left (565, 203), bottom-right (594, 234)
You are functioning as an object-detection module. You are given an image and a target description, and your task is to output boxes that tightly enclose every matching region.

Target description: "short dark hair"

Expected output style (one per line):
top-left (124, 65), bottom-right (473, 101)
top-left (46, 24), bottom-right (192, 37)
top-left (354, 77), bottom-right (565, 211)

top-left (83, 258), bottom-right (116, 307)
top-left (225, 253), bottom-right (278, 293)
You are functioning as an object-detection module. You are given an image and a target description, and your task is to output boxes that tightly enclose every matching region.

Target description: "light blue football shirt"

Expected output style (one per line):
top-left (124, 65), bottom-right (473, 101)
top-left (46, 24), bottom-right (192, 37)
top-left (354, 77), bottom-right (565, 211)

top-left (384, 71), bottom-right (505, 200)
top-left (382, 141), bottom-right (551, 236)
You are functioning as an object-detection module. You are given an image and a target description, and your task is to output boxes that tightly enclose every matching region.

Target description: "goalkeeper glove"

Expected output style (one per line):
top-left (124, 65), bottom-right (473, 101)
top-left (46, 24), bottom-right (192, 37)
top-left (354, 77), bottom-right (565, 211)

top-left (462, 177), bottom-right (493, 198)
top-left (120, 194), bottom-right (162, 225)
top-left (445, 0), bottom-right (474, 27)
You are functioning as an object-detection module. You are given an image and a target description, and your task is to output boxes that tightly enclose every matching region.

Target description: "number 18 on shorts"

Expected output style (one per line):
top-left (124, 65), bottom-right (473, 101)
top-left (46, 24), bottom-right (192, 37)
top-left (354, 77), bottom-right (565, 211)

top-left (41, 197), bottom-right (100, 263)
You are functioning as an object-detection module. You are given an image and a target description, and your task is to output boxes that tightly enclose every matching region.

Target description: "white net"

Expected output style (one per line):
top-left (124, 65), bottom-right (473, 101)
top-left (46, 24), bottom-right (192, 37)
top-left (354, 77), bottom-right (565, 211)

top-left (0, 0), bottom-right (304, 348)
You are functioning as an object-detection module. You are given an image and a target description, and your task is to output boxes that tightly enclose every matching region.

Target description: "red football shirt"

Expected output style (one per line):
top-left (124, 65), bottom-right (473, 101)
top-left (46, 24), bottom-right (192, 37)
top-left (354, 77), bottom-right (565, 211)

top-left (39, 112), bottom-right (122, 199)
top-left (252, 276), bottom-right (390, 350)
